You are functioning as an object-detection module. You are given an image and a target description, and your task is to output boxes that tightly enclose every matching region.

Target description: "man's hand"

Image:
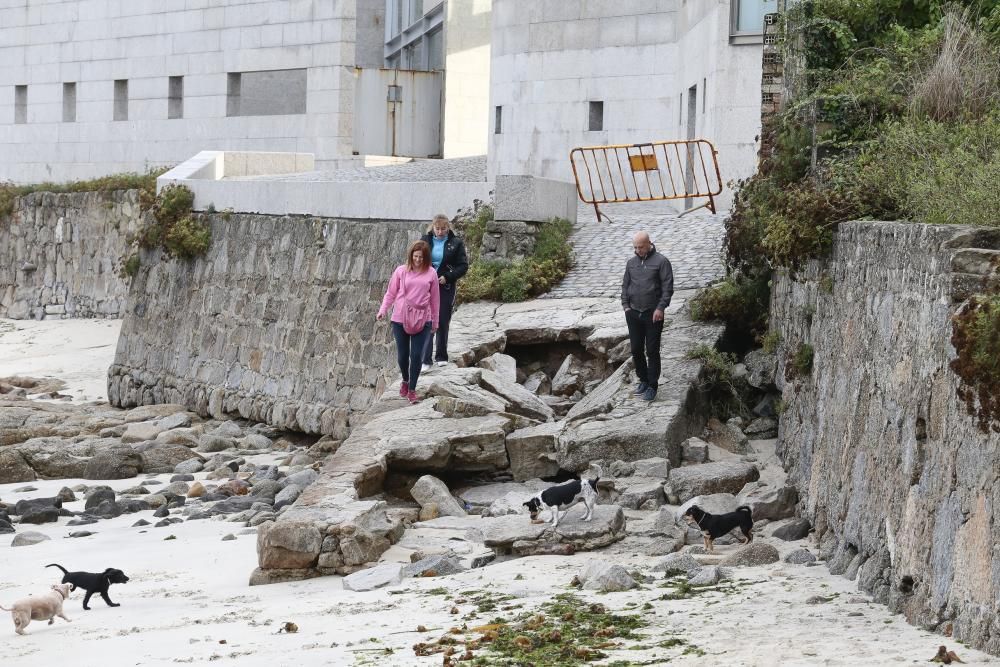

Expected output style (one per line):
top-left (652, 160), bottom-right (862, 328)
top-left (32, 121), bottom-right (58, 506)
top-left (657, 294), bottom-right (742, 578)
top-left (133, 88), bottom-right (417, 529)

top-left (652, 309), bottom-right (664, 322)
top-left (438, 276), bottom-right (446, 285)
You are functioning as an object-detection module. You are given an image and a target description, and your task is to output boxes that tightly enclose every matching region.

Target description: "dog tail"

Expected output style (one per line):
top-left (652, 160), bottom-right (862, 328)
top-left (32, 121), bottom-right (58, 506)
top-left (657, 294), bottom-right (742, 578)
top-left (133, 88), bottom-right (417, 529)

top-left (0, 604), bottom-right (11, 611)
top-left (736, 505), bottom-right (753, 516)
top-left (45, 563), bottom-right (69, 575)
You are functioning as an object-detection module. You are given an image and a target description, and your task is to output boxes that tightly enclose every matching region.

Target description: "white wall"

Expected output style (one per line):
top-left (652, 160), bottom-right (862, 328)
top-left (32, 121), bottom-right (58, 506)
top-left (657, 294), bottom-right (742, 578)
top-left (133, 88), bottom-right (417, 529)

top-left (0, 0), bottom-right (357, 184)
top-left (487, 0), bottom-right (763, 209)
top-left (442, 0), bottom-right (492, 158)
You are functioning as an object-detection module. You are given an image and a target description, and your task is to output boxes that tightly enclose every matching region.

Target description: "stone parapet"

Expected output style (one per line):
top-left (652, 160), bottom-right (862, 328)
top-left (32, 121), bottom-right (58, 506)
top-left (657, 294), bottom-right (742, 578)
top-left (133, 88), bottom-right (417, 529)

top-left (772, 221), bottom-right (1000, 654)
top-left (0, 190), bottom-right (137, 319)
top-left (109, 213), bottom-right (424, 435)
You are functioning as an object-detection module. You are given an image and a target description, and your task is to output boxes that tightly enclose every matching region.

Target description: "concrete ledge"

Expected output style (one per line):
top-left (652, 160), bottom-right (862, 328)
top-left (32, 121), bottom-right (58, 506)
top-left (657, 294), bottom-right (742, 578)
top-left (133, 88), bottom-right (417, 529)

top-left (494, 174), bottom-right (579, 223)
top-left (158, 150), bottom-right (492, 221)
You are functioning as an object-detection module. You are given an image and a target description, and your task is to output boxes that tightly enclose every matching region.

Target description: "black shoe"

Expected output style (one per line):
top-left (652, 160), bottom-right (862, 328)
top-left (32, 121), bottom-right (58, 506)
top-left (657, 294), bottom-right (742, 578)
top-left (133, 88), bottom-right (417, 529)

top-left (633, 382), bottom-right (649, 395)
top-left (641, 387), bottom-right (657, 402)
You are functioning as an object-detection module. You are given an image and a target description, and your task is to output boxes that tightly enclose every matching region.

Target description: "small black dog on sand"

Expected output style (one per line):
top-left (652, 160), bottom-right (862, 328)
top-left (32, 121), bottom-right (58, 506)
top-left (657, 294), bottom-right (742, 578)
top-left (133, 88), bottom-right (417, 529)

top-left (682, 505), bottom-right (754, 552)
top-left (46, 564), bottom-right (129, 610)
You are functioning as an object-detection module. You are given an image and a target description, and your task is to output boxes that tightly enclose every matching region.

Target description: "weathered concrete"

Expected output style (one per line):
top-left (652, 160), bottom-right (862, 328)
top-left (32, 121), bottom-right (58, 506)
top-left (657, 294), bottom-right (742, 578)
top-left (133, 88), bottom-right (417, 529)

top-left (773, 221), bottom-right (1000, 654)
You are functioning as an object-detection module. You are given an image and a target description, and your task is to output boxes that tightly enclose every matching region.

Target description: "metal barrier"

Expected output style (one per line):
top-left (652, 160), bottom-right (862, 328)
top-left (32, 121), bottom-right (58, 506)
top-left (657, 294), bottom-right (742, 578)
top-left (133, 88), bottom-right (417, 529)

top-left (569, 139), bottom-right (723, 222)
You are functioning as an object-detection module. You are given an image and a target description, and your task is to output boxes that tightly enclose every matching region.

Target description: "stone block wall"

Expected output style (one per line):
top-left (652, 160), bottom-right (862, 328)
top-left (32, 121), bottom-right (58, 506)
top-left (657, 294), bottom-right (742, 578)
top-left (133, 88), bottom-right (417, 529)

top-left (0, 190), bottom-right (137, 319)
top-left (108, 213), bottom-right (424, 437)
top-left (772, 221), bottom-right (1000, 653)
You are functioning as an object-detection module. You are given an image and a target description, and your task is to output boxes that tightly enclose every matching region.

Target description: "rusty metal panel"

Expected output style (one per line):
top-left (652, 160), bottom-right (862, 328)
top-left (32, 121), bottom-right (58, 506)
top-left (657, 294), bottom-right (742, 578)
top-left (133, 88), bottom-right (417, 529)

top-left (569, 139), bottom-right (723, 221)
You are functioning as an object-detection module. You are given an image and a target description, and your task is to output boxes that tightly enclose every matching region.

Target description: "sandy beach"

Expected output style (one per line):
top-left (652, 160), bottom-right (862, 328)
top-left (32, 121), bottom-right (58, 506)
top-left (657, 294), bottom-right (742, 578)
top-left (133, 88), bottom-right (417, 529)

top-left (0, 319), bottom-right (991, 666)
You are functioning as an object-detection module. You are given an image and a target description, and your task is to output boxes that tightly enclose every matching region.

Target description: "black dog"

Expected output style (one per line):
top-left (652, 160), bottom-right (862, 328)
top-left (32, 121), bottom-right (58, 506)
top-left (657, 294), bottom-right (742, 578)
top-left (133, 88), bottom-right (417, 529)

top-left (682, 505), bottom-right (754, 552)
top-left (523, 478), bottom-right (599, 527)
top-left (46, 564), bottom-right (129, 610)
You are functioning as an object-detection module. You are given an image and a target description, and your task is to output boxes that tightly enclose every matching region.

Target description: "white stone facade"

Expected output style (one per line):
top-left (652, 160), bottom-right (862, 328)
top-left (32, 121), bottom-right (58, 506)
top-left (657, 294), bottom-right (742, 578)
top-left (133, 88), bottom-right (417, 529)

top-left (0, 0), bottom-right (356, 184)
top-left (488, 0), bottom-right (765, 209)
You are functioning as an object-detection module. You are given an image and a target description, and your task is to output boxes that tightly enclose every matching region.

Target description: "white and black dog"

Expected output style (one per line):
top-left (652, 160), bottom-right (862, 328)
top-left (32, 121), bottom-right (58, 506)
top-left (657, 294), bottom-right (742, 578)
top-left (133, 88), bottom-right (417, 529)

top-left (523, 478), bottom-right (599, 527)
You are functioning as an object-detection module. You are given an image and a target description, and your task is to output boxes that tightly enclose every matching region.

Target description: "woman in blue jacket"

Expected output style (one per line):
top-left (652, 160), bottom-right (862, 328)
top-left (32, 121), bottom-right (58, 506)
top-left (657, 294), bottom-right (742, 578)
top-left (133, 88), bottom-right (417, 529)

top-left (420, 214), bottom-right (469, 370)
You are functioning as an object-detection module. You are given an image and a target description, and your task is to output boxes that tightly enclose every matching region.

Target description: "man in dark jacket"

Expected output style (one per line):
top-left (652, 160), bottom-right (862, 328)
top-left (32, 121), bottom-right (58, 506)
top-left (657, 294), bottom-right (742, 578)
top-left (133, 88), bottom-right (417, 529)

top-left (621, 231), bottom-right (674, 401)
top-left (421, 214), bottom-right (469, 369)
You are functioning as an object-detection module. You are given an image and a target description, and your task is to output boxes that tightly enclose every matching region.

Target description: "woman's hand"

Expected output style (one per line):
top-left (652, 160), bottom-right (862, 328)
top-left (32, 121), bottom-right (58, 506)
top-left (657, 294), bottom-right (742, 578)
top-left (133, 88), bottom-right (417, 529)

top-left (376, 313), bottom-right (385, 321)
top-left (438, 276), bottom-right (446, 285)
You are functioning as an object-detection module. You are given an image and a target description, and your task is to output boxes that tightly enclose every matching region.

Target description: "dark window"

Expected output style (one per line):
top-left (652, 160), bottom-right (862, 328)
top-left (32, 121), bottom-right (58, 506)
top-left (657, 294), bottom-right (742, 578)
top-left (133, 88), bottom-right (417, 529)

top-left (588, 101), bottom-right (603, 131)
top-left (114, 79), bottom-right (128, 121)
top-left (63, 82), bottom-right (76, 122)
top-left (15, 85), bottom-right (26, 124)
top-left (494, 105), bottom-right (502, 134)
top-left (168, 76), bottom-right (183, 119)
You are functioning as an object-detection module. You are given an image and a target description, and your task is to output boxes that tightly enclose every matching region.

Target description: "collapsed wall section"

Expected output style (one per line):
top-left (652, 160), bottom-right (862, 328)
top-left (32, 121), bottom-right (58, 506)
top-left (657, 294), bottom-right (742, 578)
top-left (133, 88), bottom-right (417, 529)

top-left (108, 213), bottom-right (421, 438)
top-left (0, 190), bottom-right (137, 319)
top-left (772, 221), bottom-right (1000, 653)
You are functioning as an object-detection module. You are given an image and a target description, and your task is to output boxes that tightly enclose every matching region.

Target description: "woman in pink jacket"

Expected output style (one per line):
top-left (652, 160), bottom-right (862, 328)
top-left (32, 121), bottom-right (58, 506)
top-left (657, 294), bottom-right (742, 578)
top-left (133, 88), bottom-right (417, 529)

top-left (377, 240), bottom-right (441, 404)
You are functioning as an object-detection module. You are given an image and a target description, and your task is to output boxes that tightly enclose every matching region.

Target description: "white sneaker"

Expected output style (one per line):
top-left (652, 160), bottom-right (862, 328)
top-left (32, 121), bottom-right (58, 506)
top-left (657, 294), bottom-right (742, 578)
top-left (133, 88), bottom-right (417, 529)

top-left (421, 363), bottom-right (433, 372)
top-left (435, 360), bottom-right (448, 367)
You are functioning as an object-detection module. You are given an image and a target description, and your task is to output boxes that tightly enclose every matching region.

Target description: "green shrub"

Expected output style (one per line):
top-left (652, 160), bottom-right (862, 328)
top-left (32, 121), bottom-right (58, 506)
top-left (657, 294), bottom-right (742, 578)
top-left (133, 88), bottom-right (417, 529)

top-left (761, 330), bottom-right (782, 354)
top-left (686, 344), bottom-right (753, 419)
top-left (457, 215), bottom-right (574, 304)
top-left (121, 254), bottom-right (141, 278)
top-left (689, 274), bottom-right (771, 342)
top-left (786, 343), bottom-right (815, 380)
top-left (138, 184), bottom-right (210, 259)
top-left (950, 291), bottom-right (1000, 432)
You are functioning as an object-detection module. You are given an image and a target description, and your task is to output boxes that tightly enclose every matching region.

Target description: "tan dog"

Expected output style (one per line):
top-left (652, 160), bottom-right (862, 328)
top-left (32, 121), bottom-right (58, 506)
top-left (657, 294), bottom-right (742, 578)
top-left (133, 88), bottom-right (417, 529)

top-left (0, 583), bottom-right (72, 635)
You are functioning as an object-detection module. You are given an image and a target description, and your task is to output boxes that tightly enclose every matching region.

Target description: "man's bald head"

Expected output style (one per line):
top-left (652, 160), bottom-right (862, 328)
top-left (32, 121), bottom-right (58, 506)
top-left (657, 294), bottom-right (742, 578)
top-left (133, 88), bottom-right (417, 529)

top-left (632, 232), bottom-right (652, 258)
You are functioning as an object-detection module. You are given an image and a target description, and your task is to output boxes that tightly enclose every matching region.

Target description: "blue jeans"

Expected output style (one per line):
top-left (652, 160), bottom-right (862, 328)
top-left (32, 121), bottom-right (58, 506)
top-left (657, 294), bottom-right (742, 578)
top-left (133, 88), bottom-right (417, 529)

top-left (392, 321), bottom-right (432, 390)
top-left (423, 282), bottom-right (455, 365)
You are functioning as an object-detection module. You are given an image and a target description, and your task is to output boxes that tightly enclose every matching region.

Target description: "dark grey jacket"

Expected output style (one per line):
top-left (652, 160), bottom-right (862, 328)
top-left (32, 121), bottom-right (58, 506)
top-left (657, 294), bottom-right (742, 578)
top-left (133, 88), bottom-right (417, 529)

top-left (621, 244), bottom-right (674, 312)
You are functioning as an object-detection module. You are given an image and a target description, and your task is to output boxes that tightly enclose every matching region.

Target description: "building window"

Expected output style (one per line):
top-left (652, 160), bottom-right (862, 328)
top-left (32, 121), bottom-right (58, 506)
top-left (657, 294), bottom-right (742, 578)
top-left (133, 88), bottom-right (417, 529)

top-left (63, 83), bottom-right (76, 122)
top-left (114, 79), bottom-right (129, 121)
top-left (731, 0), bottom-right (778, 40)
top-left (168, 76), bottom-right (183, 119)
top-left (494, 105), bottom-right (502, 134)
top-left (227, 69), bottom-right (307, 117)
top-left (14, 85), bottom-right (27, 124)
top-left (588, 101), bottom-right (603, 132)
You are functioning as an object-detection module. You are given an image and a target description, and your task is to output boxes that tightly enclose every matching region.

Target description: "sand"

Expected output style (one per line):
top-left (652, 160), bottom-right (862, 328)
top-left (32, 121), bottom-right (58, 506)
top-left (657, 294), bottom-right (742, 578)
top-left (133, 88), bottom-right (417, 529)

top-left (0, 318), bottom-right (991, 665)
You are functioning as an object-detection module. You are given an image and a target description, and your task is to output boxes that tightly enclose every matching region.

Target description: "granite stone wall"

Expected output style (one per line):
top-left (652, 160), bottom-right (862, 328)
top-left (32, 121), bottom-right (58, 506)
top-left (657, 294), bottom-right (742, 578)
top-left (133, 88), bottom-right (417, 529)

top-left (0, 190), bottom-right (137, 319)
top-left (772, 221), bottom-right (1000, 653)
top-left (108, 213), bottom-right (425, 437)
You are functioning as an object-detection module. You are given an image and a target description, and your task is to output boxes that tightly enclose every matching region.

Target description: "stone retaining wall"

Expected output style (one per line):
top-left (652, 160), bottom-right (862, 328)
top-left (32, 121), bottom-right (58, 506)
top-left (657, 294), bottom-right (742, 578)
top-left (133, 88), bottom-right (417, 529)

top-left (109, 213), bottom-right (424, 436)
top-left (0, 190), bottom-right (137, 319)
top-left (772, 221), bottom-right (1000, 653)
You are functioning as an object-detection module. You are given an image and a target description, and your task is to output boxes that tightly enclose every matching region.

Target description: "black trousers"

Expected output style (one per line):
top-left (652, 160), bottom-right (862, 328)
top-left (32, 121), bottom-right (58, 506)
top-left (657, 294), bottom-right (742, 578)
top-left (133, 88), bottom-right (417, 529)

top-left (625, 308), bottom-right (664, 388)
top-left (423, 282), bottom-right (455, 364)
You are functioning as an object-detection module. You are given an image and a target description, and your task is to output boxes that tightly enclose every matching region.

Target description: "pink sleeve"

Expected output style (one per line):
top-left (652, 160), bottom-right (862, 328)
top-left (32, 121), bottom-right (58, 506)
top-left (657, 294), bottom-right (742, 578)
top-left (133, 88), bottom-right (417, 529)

top-left (430, 270), bottom-right (441, 328)
top-left (378, 266), bottom-right (402, 317)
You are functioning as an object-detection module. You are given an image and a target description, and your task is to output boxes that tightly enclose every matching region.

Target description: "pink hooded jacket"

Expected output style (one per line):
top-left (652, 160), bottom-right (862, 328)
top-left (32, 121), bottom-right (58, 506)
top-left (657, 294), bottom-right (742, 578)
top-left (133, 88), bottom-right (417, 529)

top-left (378, 265), bottom-right (441, 329)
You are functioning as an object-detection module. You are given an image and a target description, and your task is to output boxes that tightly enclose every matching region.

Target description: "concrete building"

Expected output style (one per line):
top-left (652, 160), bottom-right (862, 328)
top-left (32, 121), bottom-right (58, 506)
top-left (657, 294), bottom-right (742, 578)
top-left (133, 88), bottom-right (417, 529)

top-left (1, 0), bottom-right (775, 205)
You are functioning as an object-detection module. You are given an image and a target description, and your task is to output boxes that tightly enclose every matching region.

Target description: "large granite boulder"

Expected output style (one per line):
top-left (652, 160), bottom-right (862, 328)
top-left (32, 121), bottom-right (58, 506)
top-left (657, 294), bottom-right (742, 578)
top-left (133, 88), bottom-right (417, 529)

top-left (703, 417), bottom-right (750, 454)
top-left (602, 477), bottom-right (665, 509)
top-left (12, 531), bottom-right (51, 547)
top-left (482, 504), bottom-right (626, 556)
top-left (0, 449), bottom-right (36, 483)
top-left (84, 445), bottom-right (142, 479)
top-left (743, 349), bottom-right (777, 389)
top-left (737, 482), bottom-right (798, 521)
top-left (720, 541), bottom-right (780, 567)
top-left (505, 421), bottom-right (562, 481)
top-left (478, 369), bottom-right (554, 421)
top-left (121, 420), bottom-right (168, 444)
top-left (342, 563), bottom-right (403, 591)
top-left (578, 560), bottom-right (637, 592)
top-left (256, 520), bottom-right (323, 570)
top-left (411, 475), bottom-right (467, 518)
top-left (139, 445), bottom-right (203, 474)
top-left (666, 462), bottom-right (760, 504)
top-left (477, 353), bottom-right (517, 383)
